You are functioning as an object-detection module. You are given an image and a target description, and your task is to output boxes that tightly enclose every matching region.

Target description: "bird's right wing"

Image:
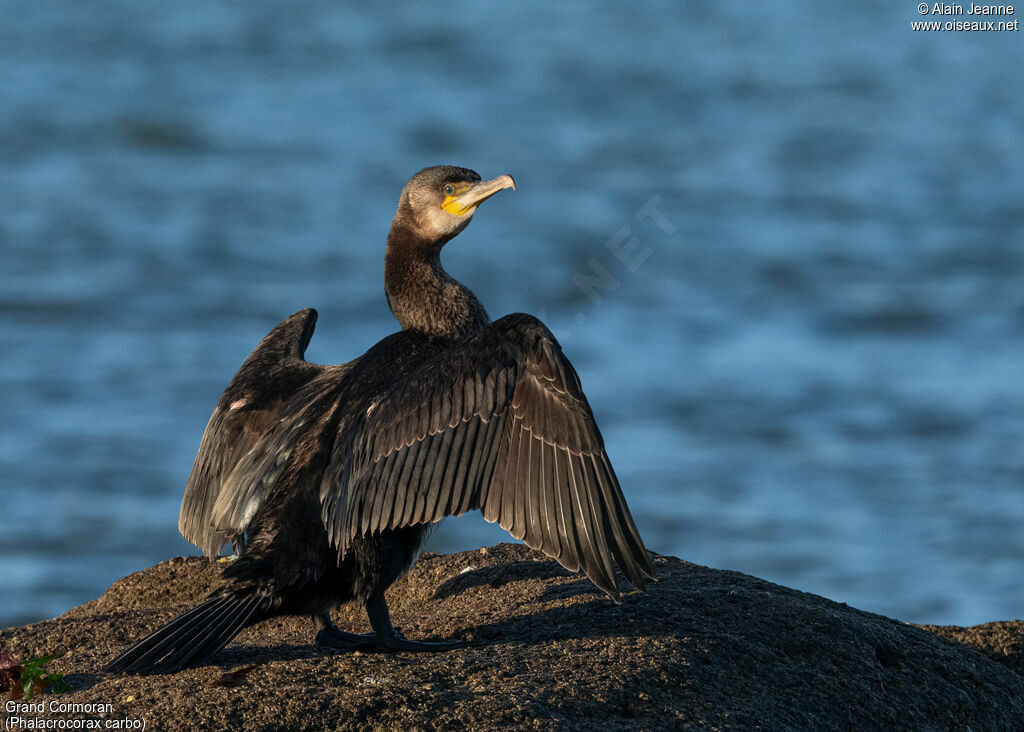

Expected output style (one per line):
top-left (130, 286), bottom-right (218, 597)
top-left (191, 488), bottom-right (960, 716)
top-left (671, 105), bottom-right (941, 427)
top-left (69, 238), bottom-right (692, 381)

top-left (179, 309), bottom-right (322, 556)
top-left (321, 314), bottom-right (655, 599)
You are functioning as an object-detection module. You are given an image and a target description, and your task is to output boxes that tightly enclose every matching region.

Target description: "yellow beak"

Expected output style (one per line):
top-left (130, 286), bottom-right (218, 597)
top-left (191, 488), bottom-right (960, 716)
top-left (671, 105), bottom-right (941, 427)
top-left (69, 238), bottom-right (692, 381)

top-left (441, 174), bottom-right (516, 216)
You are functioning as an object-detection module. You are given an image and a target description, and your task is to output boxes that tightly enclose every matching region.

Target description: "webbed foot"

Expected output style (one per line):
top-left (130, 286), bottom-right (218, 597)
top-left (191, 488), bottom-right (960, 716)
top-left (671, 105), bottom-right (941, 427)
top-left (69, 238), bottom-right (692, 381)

top-left (372, 628), bottom-right (463, 652)
top-left (314, 627), bottom-right (377, 651)
top-left (362, 596), bottom-right (463, 653)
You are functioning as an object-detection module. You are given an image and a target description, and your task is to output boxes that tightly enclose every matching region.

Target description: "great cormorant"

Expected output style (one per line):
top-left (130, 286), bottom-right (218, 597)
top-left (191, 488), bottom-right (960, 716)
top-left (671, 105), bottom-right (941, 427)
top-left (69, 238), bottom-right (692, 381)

top-left (104, 166), bottom-right (655, 674)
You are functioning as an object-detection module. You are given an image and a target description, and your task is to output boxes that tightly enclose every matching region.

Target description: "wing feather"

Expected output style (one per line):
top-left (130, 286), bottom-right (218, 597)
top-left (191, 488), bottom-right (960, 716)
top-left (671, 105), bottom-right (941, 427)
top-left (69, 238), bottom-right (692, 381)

top-left (552, 447), bottom-right (579, 572)
top-left (322, 314), bottom-right (655, 598)
top-left (394, 437), bottom-right (421, 526)
top-left (376, 444), bottom-right (402, 529)
top-left (440, 416), bottom-right (474, 516)
top-left (453, 416), bottom-right (483, 516)
top-left (422, 424), bottom-right (456, 525)
top-left (407, 431), bottom-right (434, 524)
top-left (503, 422), bottom-right (526, 537)
top-left (482, 417), bottom-right (508, 524)
top-left (538, 441), bottom-right (559, 559)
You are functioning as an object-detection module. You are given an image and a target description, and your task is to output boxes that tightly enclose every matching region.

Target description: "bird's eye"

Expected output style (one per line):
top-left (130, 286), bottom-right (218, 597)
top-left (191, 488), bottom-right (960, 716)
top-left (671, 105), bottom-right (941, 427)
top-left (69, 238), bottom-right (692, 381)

top-left (444, 185), bottom-right (454, 196)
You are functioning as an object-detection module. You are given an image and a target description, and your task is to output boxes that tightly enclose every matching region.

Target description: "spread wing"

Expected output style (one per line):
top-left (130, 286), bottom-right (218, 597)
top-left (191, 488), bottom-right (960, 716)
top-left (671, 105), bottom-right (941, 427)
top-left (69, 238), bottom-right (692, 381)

top-left (321, 313), bottom-right (655, 598)
top-left (179, 309), bottom-right (322, 556)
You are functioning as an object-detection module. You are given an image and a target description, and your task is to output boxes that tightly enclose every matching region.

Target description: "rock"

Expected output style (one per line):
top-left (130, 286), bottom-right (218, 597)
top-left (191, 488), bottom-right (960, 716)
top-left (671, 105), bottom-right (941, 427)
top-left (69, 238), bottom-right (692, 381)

top-left (1, 544), bottom-right (1022, 730)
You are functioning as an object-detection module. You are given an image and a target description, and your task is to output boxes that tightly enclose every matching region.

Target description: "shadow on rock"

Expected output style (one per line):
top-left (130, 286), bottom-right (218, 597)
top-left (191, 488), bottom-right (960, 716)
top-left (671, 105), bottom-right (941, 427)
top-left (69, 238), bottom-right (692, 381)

top-left (431, 560), bottom-right (577, 600)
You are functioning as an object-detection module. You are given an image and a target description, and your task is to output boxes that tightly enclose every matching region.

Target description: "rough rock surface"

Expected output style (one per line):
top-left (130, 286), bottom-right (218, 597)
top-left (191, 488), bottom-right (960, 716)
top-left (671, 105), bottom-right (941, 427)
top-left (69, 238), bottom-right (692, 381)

top-left (2, 544), bottom-right (1022, 731)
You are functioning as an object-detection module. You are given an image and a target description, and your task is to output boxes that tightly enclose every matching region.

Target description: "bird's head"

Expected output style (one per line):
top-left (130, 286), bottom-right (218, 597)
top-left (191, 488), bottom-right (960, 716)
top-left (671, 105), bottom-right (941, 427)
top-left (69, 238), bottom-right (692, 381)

top-left (394, 165), bottom-right (516, 247)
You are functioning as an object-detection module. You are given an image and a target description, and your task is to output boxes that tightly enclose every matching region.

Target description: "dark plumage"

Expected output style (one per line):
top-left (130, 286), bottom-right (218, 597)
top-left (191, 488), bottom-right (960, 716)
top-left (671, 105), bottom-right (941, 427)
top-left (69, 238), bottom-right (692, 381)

top-left (105, 166), bottom-right (656, 674)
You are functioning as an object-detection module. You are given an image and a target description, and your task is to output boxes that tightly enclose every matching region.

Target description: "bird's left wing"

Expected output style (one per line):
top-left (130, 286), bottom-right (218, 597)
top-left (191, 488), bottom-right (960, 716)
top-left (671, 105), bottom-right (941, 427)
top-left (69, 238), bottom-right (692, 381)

top-left (320, 313), bottom-right (655, 598)
top-left (180, 309), bottom-right (322, 556)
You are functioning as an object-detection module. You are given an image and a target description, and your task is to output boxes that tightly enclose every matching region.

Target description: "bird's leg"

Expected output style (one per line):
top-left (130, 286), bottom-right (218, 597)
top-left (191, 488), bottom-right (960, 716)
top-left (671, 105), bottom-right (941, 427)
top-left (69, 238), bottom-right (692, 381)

top-left (363, 595), bottom-right (462, 652)
top-left (312, 611), bottom-right (375, 651)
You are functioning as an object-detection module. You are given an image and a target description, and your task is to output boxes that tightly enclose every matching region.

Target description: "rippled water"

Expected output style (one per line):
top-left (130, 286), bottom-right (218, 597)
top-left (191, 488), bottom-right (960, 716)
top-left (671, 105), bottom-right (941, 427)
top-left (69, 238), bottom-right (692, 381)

top-left (2, 2), bottom-right (1023, 629)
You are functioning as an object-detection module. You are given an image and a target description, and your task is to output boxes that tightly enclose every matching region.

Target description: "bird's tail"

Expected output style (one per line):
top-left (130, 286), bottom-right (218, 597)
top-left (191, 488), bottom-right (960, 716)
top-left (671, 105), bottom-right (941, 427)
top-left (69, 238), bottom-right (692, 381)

top-left (103, 592), bottom-right (268, 674)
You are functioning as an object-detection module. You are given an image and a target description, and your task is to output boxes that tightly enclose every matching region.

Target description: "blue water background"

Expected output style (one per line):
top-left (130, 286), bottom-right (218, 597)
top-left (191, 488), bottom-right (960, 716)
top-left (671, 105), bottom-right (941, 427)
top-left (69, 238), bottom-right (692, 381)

top-left (2, 2), bottom-right (1022, 628)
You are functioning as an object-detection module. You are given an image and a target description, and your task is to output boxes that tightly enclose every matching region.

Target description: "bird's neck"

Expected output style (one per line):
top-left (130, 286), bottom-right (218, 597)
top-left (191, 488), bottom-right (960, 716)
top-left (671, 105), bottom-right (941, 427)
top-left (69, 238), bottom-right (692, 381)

top-left (384, 222), bottom-right (489, 339)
